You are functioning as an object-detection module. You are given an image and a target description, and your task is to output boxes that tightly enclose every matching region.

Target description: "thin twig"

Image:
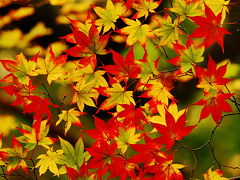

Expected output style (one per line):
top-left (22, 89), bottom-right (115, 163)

top-left (31, 159), bottom-right (38, 180)
top-left (224, 84), bottom-right (240, 112)
top-left (0, 166), bottom-right (7, 180)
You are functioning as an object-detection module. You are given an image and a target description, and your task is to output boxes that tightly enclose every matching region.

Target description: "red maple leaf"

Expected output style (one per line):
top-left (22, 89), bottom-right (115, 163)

top-left (65, 22), bottom-right (109, 68)
top-left (153, 110), bottom-right (196, 151)
top-left (113, 0), bottom-right (136, 10)
top-left (194, 56), bottom-right (231, 93)
top-left (194, 91), bottom-right (233, 125)
top-left (189, 3), bottom-right (231, 52)
top-left (65, 160), bottom-right (91, 180)
top-left (23, 96), bottom-right (57, 120)
top-left (84, 116), bottom-right (118, 143)
top-left (129, 135), bottom-right (167, 166)
top-left (86, 140), bottom-right (117, 178)
top-left (6, 136), bottom-right (29, 176)
top-left (144, 152), bottom-right (185, 180)
top-left (1, 80), bottom-right (38, 106)
top-left (117, 102), bottom-right (147, 129)
top-left (109, 156), bottom-right (139, 180)
top-left (103, 47), bottom-right (141, 83)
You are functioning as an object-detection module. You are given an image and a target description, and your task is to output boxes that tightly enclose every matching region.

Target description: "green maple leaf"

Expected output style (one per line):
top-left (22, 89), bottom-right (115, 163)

top-left (58, 136), bottom-right (91, 169)
top-left (167, 0), bottom-right (203, 19)
top-left (17, 119), bottom-right (58, 150)
top-left (136, 47), bottom-right (160, 83)
top-left (168, 41), bottom-right (204, 73)
top-left (153, 13), bottom-right (183, 47)
top-left (1, 136), bottom-right (29, 176)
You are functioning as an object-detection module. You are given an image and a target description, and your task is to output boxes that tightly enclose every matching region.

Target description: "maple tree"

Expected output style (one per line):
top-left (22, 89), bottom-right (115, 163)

top-left (0, 0), bottom-right (239, 180)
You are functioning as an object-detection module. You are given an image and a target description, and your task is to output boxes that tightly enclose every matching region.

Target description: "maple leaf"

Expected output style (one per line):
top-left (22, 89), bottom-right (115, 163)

top-left (148, 101), bottom-right (185, 126)
top-left (203, 166), bottom-right (228, 180)
top-left (153, 110), bottom-right (196, 151)
top-left (118, 17), bottom-right (155, 46)
top-left (167, 0), bottom-right (203, 19)
top-left (145, 152), bottom-right (186, 180)
top-left (61, 15), bottom-right (92, 45)
top-left (204, 0), bottom-right (230, 23)
top-left (129, 135), bottom-right (167, 166)
top-left (115, 124), bottom-right (143, 154)
top-left (91, 0), bottom-right (122, 33)
top-left (1, 79), bottom-right (38, 106)
top-left (113, 0), bottom-right (136, 10)
top-left (117, 102), bottom-right (147, 128)
top-left (103, 47), bottom-right (141, 83)
top-left (86, 140), bottom-right (118, 178)
top-left (194, 56), bottom-right (231, 93)
top-left (35, 149), bottom-right (65, 176)
top-left (140, 77), bottom-right (175, 106)
top-left (65, 161), bottom-right (95, 180)
top-left (168, 41), bottom-right (204, 73)
top-left (109, 156), bottom-right (139, 180)
top-left (136, 47), bottom-right (160, 83)
top-left (71, 76), bottom-right (98, 112)
top-left (67, 16), bottom-right (92, 37)
top-left (194, 91), bottom-right (233, 125)
top-left (66, 23), bottom-right (109, 67)
top-left (35, 47), bottom-right (67, 85)
top-left (68, 63), bottom-right (108, 88)
top-left (132, 0), bottom-right (162, 19)
top-left (2, 136), bottom-right (29, 176)
top-left (56, 108), bottom-right (85, 134)
top-left (96, 78), bottom-right (135, 112)
top-left (17, 119), bottom-right (58, 150)
top-left (0, 134), bottom-right (8, 164)
top-left (152, 13), bottom-right (183, 47)
top-left (189, 3), bottom-right (231, 52)
top-left (22, 96), bottom-right (55, 120)
top-left (0, 52), bottom-right (38, 85)
top-left (84, 116), bottom-right (118, 143)
top-left (58, 135), bottom-right (91, 169)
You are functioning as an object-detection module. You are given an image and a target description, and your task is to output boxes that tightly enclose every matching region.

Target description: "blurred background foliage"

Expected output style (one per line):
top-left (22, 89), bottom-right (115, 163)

top-left (0, 0), bottom-right (239, 179)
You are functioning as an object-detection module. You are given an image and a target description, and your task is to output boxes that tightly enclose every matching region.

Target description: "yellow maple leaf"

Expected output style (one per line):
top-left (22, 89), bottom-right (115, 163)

top-left (92, 0), bottom-right (122, 33)
top-left (0, 52), bottom-right (38, 85)
top-left (56, 108), bottom-right (84, 134)
top-left (115, 125), bottom-right (142, 154)
top-left (119, 18), bottom-right (155, 46)
top-left (35, 47), bottom-right (67, 85)
top-left (132, 0), bottom-right (161, 19)
top-left (97, 80), bottom-right (135, 112)
top-left (71, 76), bottom-right (98, 112)
top-left (141, 78), bottom-right (174, 105)
top-left (35, 149), bottom-right (65, 176)
top-left (203, 167), bottom-right (228, 180)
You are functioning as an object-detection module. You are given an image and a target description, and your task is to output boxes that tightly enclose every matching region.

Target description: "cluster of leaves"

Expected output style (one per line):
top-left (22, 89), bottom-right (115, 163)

top-left (0, 0), bottom-right (239, 179)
